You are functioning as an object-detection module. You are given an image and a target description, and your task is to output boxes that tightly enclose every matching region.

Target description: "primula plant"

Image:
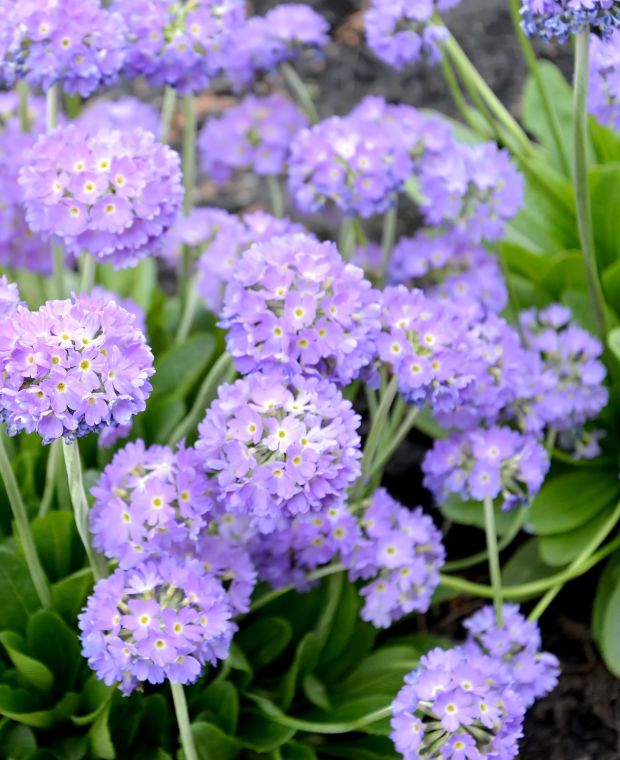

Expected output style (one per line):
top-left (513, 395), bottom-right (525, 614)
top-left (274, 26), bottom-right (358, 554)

top-left (1, 1), bottom-right (620, 758)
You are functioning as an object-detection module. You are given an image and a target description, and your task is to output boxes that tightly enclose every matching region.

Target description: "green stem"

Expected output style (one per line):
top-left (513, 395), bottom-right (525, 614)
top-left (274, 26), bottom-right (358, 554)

top-left (38, 439), bottom-right (62, 517)
top-left (62, 441), bottom-right (107, 581)
top-left (439, 54), bottom-right (492, 137)
top-left (46, 84), bottom-right (59, 131)
top-left (0, 431), bottom-right (52, 608)
top-left (338, 217), bottom-right (356, 260)
top-left (483, 496), bottom-right (504, 625)
top-left (280, 62), bottom-right (319, 123)
top-left (248, 563), bottom-right (345, 615)
top-left (443, 509), bottom-right (526, 572)
top-left (574, 30), bottom-right (607, 340)
top-left (439, 533), bottom-right (620, 600)
top-left (78, 252), bottom-right (96, 294)
top-left (379, 204), bottom-right (398, 288)
top-left (52, 242), bottom-right (66, 299)
top-left (508, 0), bottom-right (570, 175)
top-left (170, 682), bottom-right (198, 760)
top-left (168, 353), bottom-right (236, 446)
top-left (160, 87), bottom-right (177, 144)
top-left (266, 175), bottom-right (285, 218)
top-left (17, 81), bottom-right (31, 133)
top-left (182, 96), bottom-right (196, 215)
top-left (529, 498), bottom-right (620, 621)
top-left (367, 405), bottom-right (419, 479)
top-left (174, 274), bottom-right (199, 346)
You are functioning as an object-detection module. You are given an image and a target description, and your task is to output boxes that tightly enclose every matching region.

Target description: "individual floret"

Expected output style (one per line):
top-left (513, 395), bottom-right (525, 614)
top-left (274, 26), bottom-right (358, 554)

top-left (199, 94), bottom-right (308, 184)
top-left (20, 124), bottom-right (183, 268)
top-left (0, 293), bottom-right (154, 443)
top-left (222, 233), bottom-right (381, 385)
top-left (196, 370), bottom-right (362, 532)
top-left (78, 556), bottom-right (234, 695)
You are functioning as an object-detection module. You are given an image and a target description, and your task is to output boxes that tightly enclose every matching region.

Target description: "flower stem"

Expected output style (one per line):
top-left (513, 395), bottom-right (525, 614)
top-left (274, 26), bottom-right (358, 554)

top-left (170, 682), bottom-right (198, 760)
top-left (174, 274), bottom-right (199, 346)
top-left (78, 252), bottom-right (96, 294)
top-left (379, 203), bottom-right (398, 288)
top-left (47, 86), bottom-right (66, 298)
top-left (280, 62), bottom-right (319, 123)
top-left (160, 87), bottom-right (177, 144)
top-left (483, 496), bottom-right (504, 625)
top-left (338, 217), bottom-right (356, 260)
top-left (574, 30), bottom-right (607, 341)
top-left (38, 438), bottom-right (62, 517)
top-left (62, 441), bottom-right (107, 581)
top-left (367, 405), bottom-right (419, 479)
top-left (266, 175), bottom-right (285, 218)
top-left (439, 54), bottom-right (492, 138)
top-left (179, 96), bottom-right (197, 309)
top-left (0, 430), bottom-right (52, 608)
top-left (248, 563), bottom-right (345, 615)
top-left (46, 84), bottom-right (59, 132)
top-left (17, 81), bottom-right (30, 133)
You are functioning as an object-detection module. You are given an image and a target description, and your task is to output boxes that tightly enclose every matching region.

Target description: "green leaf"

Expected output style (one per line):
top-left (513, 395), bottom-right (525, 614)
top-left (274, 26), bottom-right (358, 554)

top-left (0, 685), bottom-right (52, 728)
top-left (235, 617), bottom-right (293, 670)
top-left (502, 538), bottom-right (557, 590)
top-left (608, 327), bottom-right (620, 362)
top-left (592, 549), bottom-right (620, 676)
top-left (320, 737), bottom-right (399, 760)
top-left (31, 512), bottom-right (84, 582)
top-left (539, 251), bottom-right (586, 297)
top-left (440, 498), bottom-right (521, 536)
top-left (88, 700), bottom-right (115, 760)
top-left (539, 506), bottom-right (614, 566)
top-left (319, 582), bottom-right (361, 668)
top-left (1, 724), bottom-right (37, 759)
top-left (194, 682), bottom-right (239, 736)
top-left (142, 396), bottom-right (186, 445)
top-left (280, 632), bottom-right (321, 710)
top-left (51, 568), bottom-right (93, 624)
top-left (0, 631), bottom-right (54, 693)
top-left (303, 674), bottom-right (331, 711)
top-left (150, 333), bottom-right (214, 401)
top-left (590, 118), bottom-right (620, 163)
top-left (528, 470), bottom-right (620, 535)
top-left (593, 548), bottom-right (620, 643)
top-left (281, 742), bottom-right (317, 760)
top-left (320, 622), bottom-right (376, 684)
top-left (590, 164), bottom-right (620, 271)
top-left (500, 242), bottom-right (557, 285)
top-left (190, 722), bottom-right (240, 760)
top-left (71, 676), bottom-right (114, 726)
top-left (0, 548), bottom-right (41, 633)
top-left (603, 259), bottom-right (620, 312)
top-left (236, 713), bottom-right (295, 752)
top-left (26, 611), bottom-right (81, 693)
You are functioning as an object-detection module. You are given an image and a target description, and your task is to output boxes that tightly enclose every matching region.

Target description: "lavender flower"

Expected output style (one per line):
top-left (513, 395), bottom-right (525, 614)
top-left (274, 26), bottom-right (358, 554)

top-left (389, 230), bottom-right (508, 316)
top-left (112, 0), bottom-right (246, 94)
top-left (90, 441), bottom-right (215, 568)
top-left (464, 604), bottom-right (560, 709)
top-left (0, 293), bottom-right (154, 443)
top-left (223, 4), bottom-right (329, 90)
top-left (222, 233), bottom-right (381, 385)
top-left (79, 97), bottom-right (160, 136)
top-left (19, 124), bottom-right (183, 268)
top-left (342, 489), bottom-right (445, 629)
top-left (418, 141), bottom-right (524, 242)
top-left (379, 285), bottom-right (478, 413)
top-left (391, 645), bottom-right (525, 759)
top-left (422, 425), bottom-right (550, 510)
top-left (521, 0), bottom-right (620, 41)
top-left (79, 555), bottom-right (234, 695)
top-left (0, 0), bottom-right (125, 96)
top-left (589, 31), bottom-right (620, 129)
top-left (193, 534), bottom-right (257, 615)
top-left (351, 242), bottom-right (383, 283)
top-left (199, 94), bottom-right (308, 184)
top-left (0, 277), bottom-right (21, 320)
top-left (195, 371), bottom-right (361, 532)
top-left (365, 0), bottom-right (460, 69)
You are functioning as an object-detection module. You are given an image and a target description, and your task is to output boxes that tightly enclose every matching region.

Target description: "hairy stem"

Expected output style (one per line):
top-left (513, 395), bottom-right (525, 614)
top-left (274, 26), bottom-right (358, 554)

top-left (170, 682), bottom-right (198, 760)
top-left (483, 496), bottom-right (504, 625)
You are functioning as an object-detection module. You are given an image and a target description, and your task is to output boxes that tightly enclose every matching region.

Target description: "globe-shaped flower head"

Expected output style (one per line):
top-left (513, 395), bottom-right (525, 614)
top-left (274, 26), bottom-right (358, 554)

top-left (0, 293), bottom-right (154, 443)
top-left (79, 97), bottom-right (160, 136)
top-left (196, 370), bottom-right (362, 532)
top-left (0, 0), bottom-right (126, 96)
top-left (79, 556), bottom-right (234, 695)
top-left (90, 440), bottom-right (216, 568)
top-left (222, 233), bottom-right (381, 385)
top-left (112, 0), bottom-right (246, 93)
top-left (521, 0), bottom-right (620, 41)
top-left (199, 94), bottom-right (308, 184)
top-left (19, 124), bottom-right (183, 269)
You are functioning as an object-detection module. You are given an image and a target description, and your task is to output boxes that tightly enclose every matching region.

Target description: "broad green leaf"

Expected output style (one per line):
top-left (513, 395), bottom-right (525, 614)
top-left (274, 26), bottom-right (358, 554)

top-left (71, 677), bottom-right (114, 726)
top-left (502, 538), bottom-right (556, 590)
top-left (142, 396), bottom-right (186, 445)
top-left (236, 712), bottom-right (295, 752)
top-left (440, 498), bottom-right (521, 536)
top-left (500, 242), bottom-right (557, 285)
top-left (27, 611), bottom-right (81, 693)
top-left (593, 549), bottom-right (620, 643)
top-left (1, 724), bottom-right (37, 759)
top-left (592, 549), bottom-right (620, 676)
top-left (0, 685), bottom-right (52, 728)
top-left (590, 118), bottom-right (620, 163)
top-left (590, 164), bottom-right (620, 271)
top-left (319, 581), bottom-right (361, 668)
top-left (608, 327), bottom-right (620, 362)
top-left (51, 568), bottom-right (94, 624)
top-left (528, 470), bottom-right (620, 535)
top-left (603, 259), bottom-right (620, 313)
top-left (0, 631), bottom-right (53, 693)
top-left (320, 622), bottom-right (376, 684)
top-left (303, 674), bottom-right (331, 711)
top-left (235, 617), bottom-right (292, 670)
top-left (539, 505), bottom-right (614, 566)
top-left (539, 251), bottom-right (586, 296)
top-left (190, 721), bottom-right (240, 760)
top-left (280, 632), bottom-right (321, 709)
top-left (31, 512), bottom-right (84, 582)
top-left (0, 548), bottom-right (41, 633)
top-left (320, 737), bottom-right (399, 760)
top-left (194, 682), bottom-right (239, 736)
top-left (88, 700), bottom-right (115, 760)
top-left (303, 696), bottom-right (390, 728)
top-left (281, 742), bottom-right (317, 760)
top-left (150, 333), bottom-right (214, 401)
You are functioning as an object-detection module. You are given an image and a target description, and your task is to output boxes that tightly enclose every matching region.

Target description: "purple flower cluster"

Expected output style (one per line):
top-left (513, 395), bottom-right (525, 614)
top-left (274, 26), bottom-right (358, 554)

top-left (422, 426), bottom-right (549, 509)
top-left (193, 533), bottom-right (257, 615)
top-left (199, 94), bottom-right (308, 184)
top-left (590, 31), bottom-right (620, 129)
top-left (221, 234), bottom-right (381, 385)
top-left (464, 604), bottom-right (560, 709)
top-left (0, 277), bottom-right (21, 320)
top-left (389, 230), bottom-right (508, 316)
top-left (0, 294), bottom-right (154, 443)
top-left (90, 441), bottom-right (215, 568)
top-left (79, 556), bottom-right (234, 695)
top-left (418, 142), bottom-right (524, 242)
top-left (20, 125), bottom-right (183, 268)
top-left (79, 97), bottom-right (160, 136)
top-left (521, 0), bottom-right (620, 40)
top-left (0, 0), bottom-right (125, 96)
top-left (112, 0), bottom-right (246, 94)
top-left (365, 0), bottom-right (460, 69)
top-left (196, 371), bottom-right (361, 532)
top-left (343, 489), bottom-right (445, 629)
top-left (391, 645), bottom-right (525, 760)
top-left (224, 4), bottom-right (329, 90)
top-left (90, 286), bottom-right (146, 335)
